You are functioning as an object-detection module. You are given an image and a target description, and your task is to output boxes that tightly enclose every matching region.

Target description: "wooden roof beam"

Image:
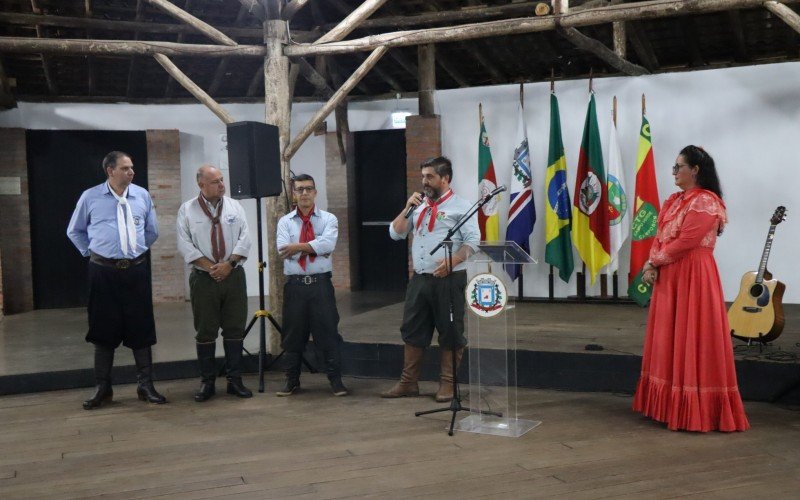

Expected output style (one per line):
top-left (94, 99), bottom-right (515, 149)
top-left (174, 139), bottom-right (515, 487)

top-left (765, 1), bottom-right (800, 34)
top-left (145, 0), bottom-right (237, 46)
top-left (282, 0), bottom-right (312, 21)
top-left (558, 26), bottom-right (649, 75)
top-left (285, 0), bottom-right (800, 57)
top-left (436, 55), bottom-right (470, 88)
top-left (209, 5), bottom-right (250, 97)
top-left (315, 0), bottom-right (390, 45)
top-left (0, 38), bottom-right (267, 57)
top-left (126, 0), bottom-right (146, 98)
top-left (0, 12), bottom-right (314, 41)
top-left (728, 10), bottom-right (750, 60)
top-left (285, 46), bottom-right (388, 161)
top-left (154, 53), bottom-right (234, 124)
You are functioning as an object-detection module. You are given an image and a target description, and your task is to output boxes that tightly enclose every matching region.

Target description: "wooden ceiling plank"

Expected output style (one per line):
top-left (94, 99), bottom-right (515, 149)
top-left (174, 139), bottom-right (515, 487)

top-left (126, 0), bottom-right (146, 98)
top-left (558, 26), bottom-right (649, 75)
top-left (765, 1), bottom-right (800, 35)
top-left (29, 0), bottom-right (58, 95)
top-left (626, 21), bottom-right (660, 71)
top-left (728, 10), bottom-right (750, 60)
top-left (154, 53), bottom-right (234, 124)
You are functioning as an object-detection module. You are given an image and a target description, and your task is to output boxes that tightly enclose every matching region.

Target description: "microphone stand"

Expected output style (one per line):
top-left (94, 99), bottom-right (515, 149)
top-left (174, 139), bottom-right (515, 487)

top-left (415, 190), bottom-right (504, 436)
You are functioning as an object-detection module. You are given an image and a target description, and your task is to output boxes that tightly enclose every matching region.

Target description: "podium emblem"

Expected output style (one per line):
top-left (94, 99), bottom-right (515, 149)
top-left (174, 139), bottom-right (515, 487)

top-left (466, 273), bottom-right (507, 318)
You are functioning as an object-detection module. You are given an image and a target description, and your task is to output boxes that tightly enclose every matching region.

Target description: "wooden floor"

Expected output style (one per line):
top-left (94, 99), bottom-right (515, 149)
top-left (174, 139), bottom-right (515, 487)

top-left (1, 375), bottom-right (799, 499)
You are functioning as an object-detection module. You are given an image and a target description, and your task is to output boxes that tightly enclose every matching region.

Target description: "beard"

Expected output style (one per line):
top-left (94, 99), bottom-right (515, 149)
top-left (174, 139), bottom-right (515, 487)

top-left (423, 185), bottom-right (441, 200)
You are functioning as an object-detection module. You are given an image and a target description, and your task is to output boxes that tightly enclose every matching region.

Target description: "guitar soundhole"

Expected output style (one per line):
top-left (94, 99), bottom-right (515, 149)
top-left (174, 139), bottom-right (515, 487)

top-left (749, 284), bottom-right (764, 298)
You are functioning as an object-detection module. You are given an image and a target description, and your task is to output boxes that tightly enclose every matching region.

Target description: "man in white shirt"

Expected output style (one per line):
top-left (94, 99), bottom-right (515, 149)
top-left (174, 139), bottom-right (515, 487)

top-left (177, 165), bottom-right (252, 402)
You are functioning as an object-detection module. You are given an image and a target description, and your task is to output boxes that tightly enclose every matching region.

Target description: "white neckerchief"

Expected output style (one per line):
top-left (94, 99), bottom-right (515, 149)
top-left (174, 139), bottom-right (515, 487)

top-left (109, 182), bottom-right (137, 256)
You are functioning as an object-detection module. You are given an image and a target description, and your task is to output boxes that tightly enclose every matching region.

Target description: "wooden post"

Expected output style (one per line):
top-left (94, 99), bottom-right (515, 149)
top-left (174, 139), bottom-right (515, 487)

top-left (145, 0), bottom-right (238, 46)
top-left (285, 46), bottom-right (389, 161)
top-left (613, 21), bottom-right (626, 59)
top-left (264, 17), bottom-right (292, 356)
top-left (153, 53), bottom-right (235, 124)
top-left (418, 44), bottom-right (435, 116)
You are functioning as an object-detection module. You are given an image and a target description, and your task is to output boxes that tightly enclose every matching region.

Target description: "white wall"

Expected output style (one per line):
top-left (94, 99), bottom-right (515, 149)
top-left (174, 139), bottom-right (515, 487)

top-left (2, 61), bottom-right (798, 302)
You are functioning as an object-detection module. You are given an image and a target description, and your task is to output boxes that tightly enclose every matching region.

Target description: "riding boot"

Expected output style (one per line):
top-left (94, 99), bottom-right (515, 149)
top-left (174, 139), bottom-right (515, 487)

top-left (83, 345), bottom-right (115, 410)
top-left (132, 347), bottom-right (167, 404)
top-left (224, 339), bottom-right (252, 398)
top-left (381, 344), bottom-right (425, 398)
top-left (194, 342), bottom-right (216, 402)
top-left (324, 345), bottom-right (348, 397)
top-left (275, 351), bottom-right (302, 396)
top-left (435, 346), bottom-right (465, 402)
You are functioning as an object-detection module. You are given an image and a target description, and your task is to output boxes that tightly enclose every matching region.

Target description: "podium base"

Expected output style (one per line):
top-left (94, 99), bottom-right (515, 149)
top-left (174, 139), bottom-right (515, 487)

top-left (456, 415), bottom-right (541, 438)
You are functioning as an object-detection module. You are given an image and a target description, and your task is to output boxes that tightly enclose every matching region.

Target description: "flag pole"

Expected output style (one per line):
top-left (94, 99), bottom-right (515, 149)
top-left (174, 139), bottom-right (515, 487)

top-left (611, 96), bottom-right (619, 299)
top-left (548, 72), bottom-right (555, 300)
top-left (518, 83), bottom-right (526, 300)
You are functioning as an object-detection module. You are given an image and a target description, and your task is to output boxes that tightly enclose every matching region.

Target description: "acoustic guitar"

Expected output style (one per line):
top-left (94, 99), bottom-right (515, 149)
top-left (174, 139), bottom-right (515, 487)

top-left (728, 206), bottom-right (787, 343)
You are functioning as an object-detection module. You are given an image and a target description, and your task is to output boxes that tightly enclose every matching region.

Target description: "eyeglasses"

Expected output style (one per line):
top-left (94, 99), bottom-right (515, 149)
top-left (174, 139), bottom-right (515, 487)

top-left (672, 163), bottom-right (690, 174)
top-left (293, 186), bottom-right (315, 194)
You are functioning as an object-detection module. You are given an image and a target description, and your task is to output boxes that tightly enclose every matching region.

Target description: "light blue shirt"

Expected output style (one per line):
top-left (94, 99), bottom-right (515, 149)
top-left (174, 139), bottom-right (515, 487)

top-left (67, 182), bottom-right (159, 259)
top-left (276, 206), bottom-right (338, 276)
top-left (389, 191), bottom-right (480, 274)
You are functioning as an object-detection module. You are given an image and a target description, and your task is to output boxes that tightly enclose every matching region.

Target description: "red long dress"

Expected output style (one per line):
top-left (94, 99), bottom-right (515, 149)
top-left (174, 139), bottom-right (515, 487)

top-left (632, 188), bottom-right (749, 432)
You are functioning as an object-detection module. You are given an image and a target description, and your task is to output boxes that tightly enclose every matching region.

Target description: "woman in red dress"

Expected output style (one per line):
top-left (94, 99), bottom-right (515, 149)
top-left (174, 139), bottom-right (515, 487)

top-left (633, 145), bottom-right (749, 432)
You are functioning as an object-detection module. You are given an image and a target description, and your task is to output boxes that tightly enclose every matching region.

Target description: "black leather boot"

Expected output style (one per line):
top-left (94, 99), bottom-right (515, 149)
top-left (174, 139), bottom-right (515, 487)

top-left (275, 351), bottom-right (302, 396)
top-left (224, 339), bottom-right (252, 398)
top-left (324, 346), bottom-right (349, 397)
top-left (133, 347), bottom-right (167, 404)
top-left (83, 345), bottom-right (115, 410)
top-left (195, 342), bottom-right (216, 402)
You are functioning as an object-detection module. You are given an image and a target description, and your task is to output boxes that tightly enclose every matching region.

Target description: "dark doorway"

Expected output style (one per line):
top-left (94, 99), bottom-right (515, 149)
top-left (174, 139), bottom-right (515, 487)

top-left (353, 129), bottom-right (408, 291)
top-left (27, 130), bottom-right (149, 309)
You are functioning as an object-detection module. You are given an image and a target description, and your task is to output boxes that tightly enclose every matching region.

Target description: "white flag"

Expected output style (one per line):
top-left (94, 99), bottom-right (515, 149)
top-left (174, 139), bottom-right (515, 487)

top-left (606, 114), bottom-right (630, 273)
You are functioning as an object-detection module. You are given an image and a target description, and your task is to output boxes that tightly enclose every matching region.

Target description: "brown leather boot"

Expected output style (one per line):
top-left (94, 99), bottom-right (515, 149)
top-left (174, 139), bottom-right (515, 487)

top-left (435, 346), bottom-right (465, 402)
top-left (381, 344), bottom-right (424, 398)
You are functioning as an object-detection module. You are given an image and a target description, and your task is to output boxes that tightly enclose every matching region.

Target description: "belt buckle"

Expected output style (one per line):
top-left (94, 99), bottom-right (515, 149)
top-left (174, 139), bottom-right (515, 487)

top-left (302, 275), bottom-right (313, 285)
top-left (117, 259), bottom-right (131, 270)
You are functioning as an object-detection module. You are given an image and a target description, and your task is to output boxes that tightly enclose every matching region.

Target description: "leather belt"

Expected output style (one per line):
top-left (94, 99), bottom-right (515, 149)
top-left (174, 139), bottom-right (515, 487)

top-left (90, 252), bottom-right (146, 270)
top-left (287, 272), bottom-right (331, 285)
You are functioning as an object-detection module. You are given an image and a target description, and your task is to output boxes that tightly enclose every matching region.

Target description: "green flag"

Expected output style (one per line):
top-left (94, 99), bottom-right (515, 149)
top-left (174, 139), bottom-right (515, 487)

top-left (628, 269), bottom-right (653, 307)
top-left (544, 93), bottom-right (574, 282)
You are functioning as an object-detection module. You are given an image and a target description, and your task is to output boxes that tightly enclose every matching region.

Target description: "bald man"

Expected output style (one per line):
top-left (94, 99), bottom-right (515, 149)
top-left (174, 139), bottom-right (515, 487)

top-left (177, 165), bottom-right (253, 402)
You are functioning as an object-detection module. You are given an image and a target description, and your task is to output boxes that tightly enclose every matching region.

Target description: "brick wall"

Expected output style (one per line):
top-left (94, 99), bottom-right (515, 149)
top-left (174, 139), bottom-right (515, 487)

top-left (325, 132), bottom-right (355, 290)
top-left (405, 116), bottom-right (442, 275)
top-left (146, 129), bottom-right (185, 302)
top-left (0, 128), bottom-right (34, 314)
top-left (405, 115), bottom-right (442, 198)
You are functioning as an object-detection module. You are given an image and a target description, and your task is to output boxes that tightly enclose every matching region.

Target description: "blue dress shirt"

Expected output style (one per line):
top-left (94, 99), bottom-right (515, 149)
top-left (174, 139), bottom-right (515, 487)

top-left (389, 192), bottom-right (480, 274)
top-left (276, 206), bottom-right (337, 276)
top-left (67, 181), bottom-right (159, 259)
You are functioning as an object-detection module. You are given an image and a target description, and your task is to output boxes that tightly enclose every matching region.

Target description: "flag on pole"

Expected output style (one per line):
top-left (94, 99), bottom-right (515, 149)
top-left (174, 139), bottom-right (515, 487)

top-left (627, 110), bottom-right (661, 305)
top-left (544, 93), bottom-right (574, 283)
top-left (478, 104), bottom-right (500, 241)
top-left (606, 102), bottom-right (630, 273)
top-left (506, 100), bottom-right (536, 281)
top-left (571, 93), bottom-right (610, 284)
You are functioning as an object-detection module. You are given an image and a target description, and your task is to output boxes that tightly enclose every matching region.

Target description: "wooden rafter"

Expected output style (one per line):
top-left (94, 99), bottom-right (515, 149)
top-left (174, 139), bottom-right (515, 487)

top-left (315, 0), bottom-right (390, 45)
top-left (285, 46), bottom-right (388, 160)
top-left (282, 0), bottom-right (313, 21)
top-left (436, 53), bottom-right (470, 88)
top-left (0, 12), bottom-right (313, 42)
top-left (154, 53), bottom-right (234, 124)
top-left (465, 41), bottom-right (507, 82)
top-left (0, 59), bottom-right (17, 110)
top-left (558, 26), bottom-right (649, 76)
top-left (165, 0), bottom-right (193, 99)
top-left (145, 0), bottom-right (237, 46)
top-left (245, 63), bottom-right (264, 97)
top-left (285, 0), bottom-right (800, 57)
top-left (28, 0), bottom-right (57, 95)
top-left (765, 1), bottom-right (800, 34)
top-left (84, 0), bottom-right (95, 97)
top-left (209, 5), bottom-right (250, 96)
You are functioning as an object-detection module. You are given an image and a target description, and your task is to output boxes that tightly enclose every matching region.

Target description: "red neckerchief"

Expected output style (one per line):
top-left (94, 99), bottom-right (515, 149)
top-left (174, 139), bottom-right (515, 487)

top-left (197, 194), bottom-right (225, 263)
top-left (298, 206), bottom-right (316, 271)
top-left (415, 189), bottom-right (454, 233)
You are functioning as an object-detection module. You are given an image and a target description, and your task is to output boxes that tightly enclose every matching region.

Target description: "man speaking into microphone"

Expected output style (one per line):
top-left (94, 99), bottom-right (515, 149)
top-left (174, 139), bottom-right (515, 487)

top-left (381, 156), bottom-right (480, 402)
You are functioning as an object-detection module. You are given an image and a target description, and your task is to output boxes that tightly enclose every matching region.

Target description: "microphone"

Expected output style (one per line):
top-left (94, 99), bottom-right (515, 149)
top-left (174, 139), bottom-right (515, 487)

top-left (484, 185), bottom-right (507, 200)
top-left (404, 193), bottom-right (425, 218)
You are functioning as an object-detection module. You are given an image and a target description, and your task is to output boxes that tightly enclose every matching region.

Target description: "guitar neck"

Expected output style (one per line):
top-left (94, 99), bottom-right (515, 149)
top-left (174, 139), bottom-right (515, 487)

top-left (755, 225), bottom-right (777, 283)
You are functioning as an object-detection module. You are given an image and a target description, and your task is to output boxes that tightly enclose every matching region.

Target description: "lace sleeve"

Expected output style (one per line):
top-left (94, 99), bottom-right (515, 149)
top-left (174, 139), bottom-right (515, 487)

top-left (649, 210), bottom-right (720, 267)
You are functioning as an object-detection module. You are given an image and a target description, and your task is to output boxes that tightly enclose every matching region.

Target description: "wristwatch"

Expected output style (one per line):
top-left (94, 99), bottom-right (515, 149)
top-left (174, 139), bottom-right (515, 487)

top-left (229, 259), bottom-right (239, 268)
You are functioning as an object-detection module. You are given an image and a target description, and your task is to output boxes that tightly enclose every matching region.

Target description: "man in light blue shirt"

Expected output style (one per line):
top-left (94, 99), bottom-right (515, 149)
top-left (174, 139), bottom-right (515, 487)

top-left (275, 174), bottom-right (348, 397)
top-left (67, 151), bottom-right (165, 409)
top-left (382, 157), bottom-right (479, 402)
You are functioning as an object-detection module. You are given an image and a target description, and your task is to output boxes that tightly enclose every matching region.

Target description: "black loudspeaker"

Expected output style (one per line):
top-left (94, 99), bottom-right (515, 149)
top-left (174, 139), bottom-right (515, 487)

top-left (226, 121), bottom-right (282, 199)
